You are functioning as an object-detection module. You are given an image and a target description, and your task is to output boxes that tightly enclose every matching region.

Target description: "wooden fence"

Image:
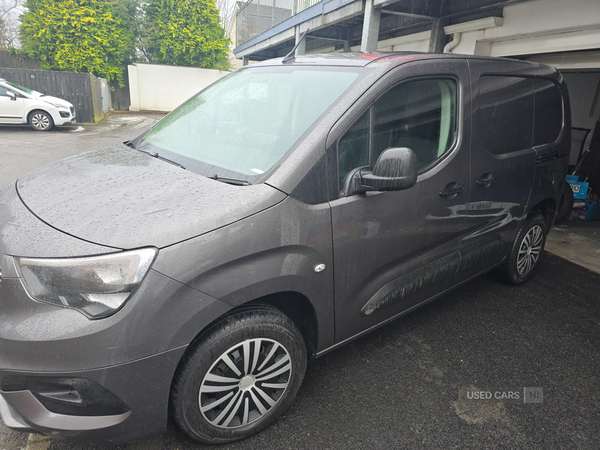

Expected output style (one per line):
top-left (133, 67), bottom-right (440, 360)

top-left (0, 68), bottom-right (105, 123)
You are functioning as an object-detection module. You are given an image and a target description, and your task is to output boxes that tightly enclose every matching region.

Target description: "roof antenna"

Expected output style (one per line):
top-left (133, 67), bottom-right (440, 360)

top-left (282, 28), bottom-right (310, 63)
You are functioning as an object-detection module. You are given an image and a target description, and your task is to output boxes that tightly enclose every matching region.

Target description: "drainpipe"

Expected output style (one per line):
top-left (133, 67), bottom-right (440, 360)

top-left (444, 33), bottom-right (461, 53)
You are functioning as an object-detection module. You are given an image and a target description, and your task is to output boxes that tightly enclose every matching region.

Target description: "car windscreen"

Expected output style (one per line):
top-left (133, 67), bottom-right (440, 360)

top-left (136, 66), bottom-right (363, 182)
top-left (5, 81), bottom-right (36, 95)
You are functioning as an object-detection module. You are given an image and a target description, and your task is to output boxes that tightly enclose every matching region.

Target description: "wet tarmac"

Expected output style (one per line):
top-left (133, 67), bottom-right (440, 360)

top-left (0, 112), bottom-right (164, 186)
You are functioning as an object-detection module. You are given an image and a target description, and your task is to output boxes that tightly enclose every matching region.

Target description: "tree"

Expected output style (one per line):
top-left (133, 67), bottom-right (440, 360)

top-left (216, 0), bottom-right (235, 31)
top-left (0, 16), bottom-right (5, 47)
top-left (0, 0), bottom-right (23, 48)
top-left (110, 0), bottom-right (143, 56)
top-left (143, 0), bottom-right (230, 70)
top-left (19, 0), bottom-right (135, 84)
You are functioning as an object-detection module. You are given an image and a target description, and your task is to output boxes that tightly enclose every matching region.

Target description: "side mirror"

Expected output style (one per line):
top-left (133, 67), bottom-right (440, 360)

top-left (7, 91), bottom-right (17, 101)
top-left (349, 147), bottom-right (417, 194)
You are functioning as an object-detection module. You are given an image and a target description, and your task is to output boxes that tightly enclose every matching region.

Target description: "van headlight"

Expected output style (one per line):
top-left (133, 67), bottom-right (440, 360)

top-left (15, 248), bottom-right (157, 319)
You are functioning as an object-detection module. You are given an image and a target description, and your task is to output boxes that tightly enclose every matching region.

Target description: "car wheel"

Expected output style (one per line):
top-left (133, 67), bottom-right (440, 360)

top-left (171, 305), bottom-right (307, 444)
top-left (555, 181), bottom-right (574, 222)
top-left (28, 110), bottom-right (54, 131)
top-left (496, 214), bottom-right (547, 285)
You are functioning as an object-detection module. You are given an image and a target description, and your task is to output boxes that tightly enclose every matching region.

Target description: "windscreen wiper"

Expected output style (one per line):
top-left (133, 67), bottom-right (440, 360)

top-left (137, 149), bottom-right (185, 169)
top-left (209, 174), bottom-right (250, 186)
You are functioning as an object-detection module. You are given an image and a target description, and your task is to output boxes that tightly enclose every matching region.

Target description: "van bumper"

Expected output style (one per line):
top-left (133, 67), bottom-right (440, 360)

top-left (0, 264), bottom-right (230, 444)
top-left (0, 346), bottom-right (186, 444)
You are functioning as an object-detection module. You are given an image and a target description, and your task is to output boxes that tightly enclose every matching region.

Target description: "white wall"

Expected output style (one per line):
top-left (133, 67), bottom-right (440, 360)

top-left (128, 63), bottom-right (229, 112)
top-left (445, 0), bottom-right (600, 57)
top-left (348, 30), bottom-right (432, 52)
top-left (524, 50), bottom-right (600, 70)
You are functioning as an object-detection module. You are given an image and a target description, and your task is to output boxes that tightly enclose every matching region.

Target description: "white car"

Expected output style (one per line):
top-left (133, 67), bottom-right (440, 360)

top-left (0, 78), bottom-right (76, 131)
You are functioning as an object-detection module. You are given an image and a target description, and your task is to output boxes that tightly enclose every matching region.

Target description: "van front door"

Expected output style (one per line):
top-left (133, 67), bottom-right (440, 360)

top-left (329, 60), bottom-right (471, 343)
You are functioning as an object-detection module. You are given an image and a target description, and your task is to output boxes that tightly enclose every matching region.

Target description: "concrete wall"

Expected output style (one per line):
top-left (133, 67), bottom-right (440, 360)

top-left (128, 63), bottom-right (229, 112)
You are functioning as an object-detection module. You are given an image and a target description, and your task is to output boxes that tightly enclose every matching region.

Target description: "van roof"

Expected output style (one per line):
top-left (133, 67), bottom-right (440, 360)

top-left (249, 51), bottom-right (539, 69)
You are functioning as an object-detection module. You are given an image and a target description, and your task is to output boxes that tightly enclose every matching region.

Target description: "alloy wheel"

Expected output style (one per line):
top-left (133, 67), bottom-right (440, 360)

top-left (198, 338), bottom-right (292, 429)
top-left (516, 224), bottom-right (544, 275)
top-left (31, 113), bottom-right (51, 130)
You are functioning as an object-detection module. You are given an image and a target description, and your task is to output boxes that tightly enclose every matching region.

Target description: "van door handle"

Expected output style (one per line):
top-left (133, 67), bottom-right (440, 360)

top-left (439, 184), bottom-right (464, 197)
top-left (476, 174), bottom-right (495, 187)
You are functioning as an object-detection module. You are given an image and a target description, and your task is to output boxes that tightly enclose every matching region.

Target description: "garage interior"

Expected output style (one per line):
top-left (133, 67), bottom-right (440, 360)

top-left (536, 52), bottom-right (600, 274)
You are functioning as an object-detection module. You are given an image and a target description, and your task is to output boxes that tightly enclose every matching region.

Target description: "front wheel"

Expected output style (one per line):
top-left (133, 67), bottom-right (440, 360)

top-left (170, 305), bottom-right (307, 444)
top-left (28, 110), bottom-right (54, 131)
top-left (496, 214), bottom-right (547, 285)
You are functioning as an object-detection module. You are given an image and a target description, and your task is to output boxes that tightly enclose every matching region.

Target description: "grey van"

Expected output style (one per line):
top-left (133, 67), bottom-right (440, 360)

top-left (0, 52), bottom-right (570, 444)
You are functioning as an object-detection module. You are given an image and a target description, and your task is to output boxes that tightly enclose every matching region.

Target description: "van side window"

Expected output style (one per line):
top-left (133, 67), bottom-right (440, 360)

top-left (479, 75), bottom-right (534, 154)
top-left (338, 78), bottom-right (457, 188)
top-left (534, 79), bottom-right (563, 146)
top-left (372, 79), bottom-right (456, 169)
top-left (338, 111), bottom-right (370, 187)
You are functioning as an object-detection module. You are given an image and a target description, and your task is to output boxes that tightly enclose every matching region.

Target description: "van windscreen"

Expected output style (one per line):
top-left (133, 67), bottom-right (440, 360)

top-left (137, 67), bottom-right (362, 181)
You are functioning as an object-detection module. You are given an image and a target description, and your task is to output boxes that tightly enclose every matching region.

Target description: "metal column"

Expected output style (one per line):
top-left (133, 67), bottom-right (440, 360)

top-left (360, 0), bottom-right (381, 53)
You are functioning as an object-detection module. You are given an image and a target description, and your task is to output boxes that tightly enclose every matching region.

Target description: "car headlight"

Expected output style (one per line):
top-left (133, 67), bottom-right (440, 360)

top-left (15, 248), bottom-right (157, 319)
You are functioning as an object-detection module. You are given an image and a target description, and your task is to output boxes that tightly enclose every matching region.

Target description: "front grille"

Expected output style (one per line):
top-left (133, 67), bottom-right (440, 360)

top-left (70, 107), bottom-right (75, 117)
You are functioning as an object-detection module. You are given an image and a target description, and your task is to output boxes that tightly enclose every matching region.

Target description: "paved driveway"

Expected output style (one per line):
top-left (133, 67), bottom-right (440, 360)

top-left (1, 117), bottom-right (599, 450)
top-left (0, 113), bottom-right (163, 186)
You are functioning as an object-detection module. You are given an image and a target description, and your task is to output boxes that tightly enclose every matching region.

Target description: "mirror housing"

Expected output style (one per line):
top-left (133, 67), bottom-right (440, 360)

top-left (7, 91), bottom-right (17, 101)
top-left (356, 147), bottom-right (417, 193)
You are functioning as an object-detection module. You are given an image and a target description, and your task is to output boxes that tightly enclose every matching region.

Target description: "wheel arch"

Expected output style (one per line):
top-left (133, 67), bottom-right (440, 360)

top-left (527, 197), bottom-right (556, 231)
top-left (250, 292), bottom-right (319, 357)
top-left (27, 108), bottom-right (52, 121)
top-left (184, 291), bottom-right (319, 360)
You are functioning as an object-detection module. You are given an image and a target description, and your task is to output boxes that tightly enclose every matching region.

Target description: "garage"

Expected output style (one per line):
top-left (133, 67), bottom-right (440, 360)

top-left (524, 53), bottom-right (600, 272)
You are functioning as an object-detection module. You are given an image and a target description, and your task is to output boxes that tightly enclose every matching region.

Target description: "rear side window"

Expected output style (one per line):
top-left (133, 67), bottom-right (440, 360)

top-left (534, 79), bottom-right (563, 146)
top-left (338, 78), bottom-right (457, 187)
top-left (479, 75), bottom-right (534, 154)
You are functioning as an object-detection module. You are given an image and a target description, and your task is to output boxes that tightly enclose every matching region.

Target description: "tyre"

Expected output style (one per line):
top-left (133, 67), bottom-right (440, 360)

top-left (555, 181), bottom-right (574, 222)
top-left (170, 305), bottom-right (307, 444)
top-left (28, 110), bottom-right (54, 131)
top-left (496, 214), bottom-right (547, 285)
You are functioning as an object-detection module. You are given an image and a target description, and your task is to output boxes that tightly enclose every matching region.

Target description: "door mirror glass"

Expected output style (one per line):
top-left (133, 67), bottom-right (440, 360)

top-left (348, 147), bottom-right (417, 194)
